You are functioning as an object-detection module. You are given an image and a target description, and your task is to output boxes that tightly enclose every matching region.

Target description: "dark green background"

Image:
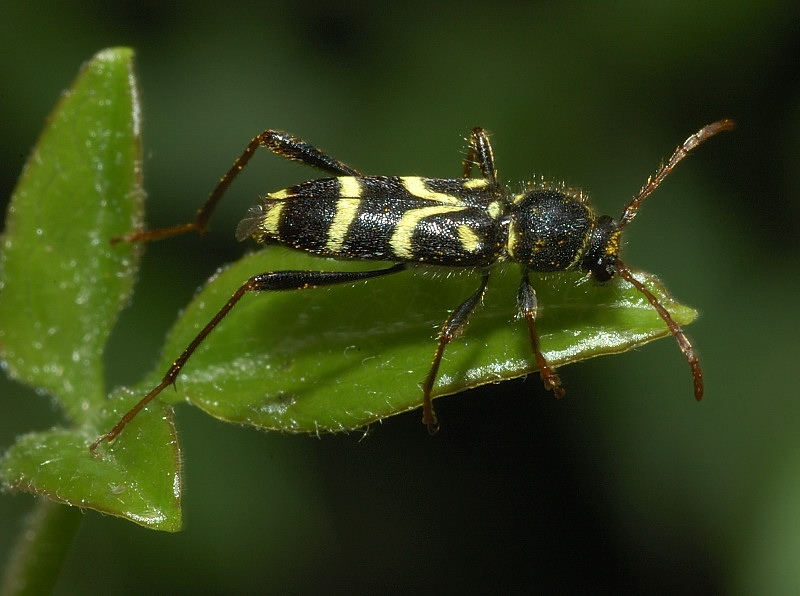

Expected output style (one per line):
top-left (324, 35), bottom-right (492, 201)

top-left (2, 1), bottom-right (798, 593)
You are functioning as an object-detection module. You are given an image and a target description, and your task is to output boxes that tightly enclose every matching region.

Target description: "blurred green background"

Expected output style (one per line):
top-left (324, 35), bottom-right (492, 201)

top-left (2, 1), bottom-right (799, 593)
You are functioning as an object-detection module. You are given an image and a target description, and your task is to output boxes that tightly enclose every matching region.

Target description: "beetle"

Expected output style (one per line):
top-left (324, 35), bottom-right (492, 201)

top-left (90, 120), bottom-right (733, 454)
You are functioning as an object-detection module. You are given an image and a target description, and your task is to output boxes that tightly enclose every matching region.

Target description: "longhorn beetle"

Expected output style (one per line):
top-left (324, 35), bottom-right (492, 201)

top-left (90, 120), bottom-right (733, 454)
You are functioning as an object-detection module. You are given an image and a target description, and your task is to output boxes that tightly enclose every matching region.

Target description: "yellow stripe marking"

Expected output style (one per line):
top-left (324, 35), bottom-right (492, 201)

top-left (326, 178), bottom-right (363, 251)
top-left (265, 188), bottom-right (291, 201)
top-left (463, 178), bottom-right (489, 189)
top-left (260, 202), bottom-right (285, 236)
top-left (401, 176), bottom-right (462, 205)
top-left (390, 205), bottom-right (467, 258)
top-left (565, 234), bottom-right (588, 270)
top-left (506, 220), bottom-right (517, 258)
top-left (457, 225), bottom-right (482, 253)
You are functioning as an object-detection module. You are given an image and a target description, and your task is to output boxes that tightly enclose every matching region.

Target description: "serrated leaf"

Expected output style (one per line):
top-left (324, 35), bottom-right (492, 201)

top-left (126, 246), bottom-right (696, 433)
top-left (0, 47), bottom-right (143, 422)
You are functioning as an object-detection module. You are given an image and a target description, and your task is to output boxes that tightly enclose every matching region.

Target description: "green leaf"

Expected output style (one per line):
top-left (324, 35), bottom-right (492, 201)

top-left (1, 48), bottom-right (181, 531)
top-left (2, 394), bottom-right (179, 531)
top-left (0, 48), bottom-right (142, 422)
top-left (127, 246), bottom-right (696, 433)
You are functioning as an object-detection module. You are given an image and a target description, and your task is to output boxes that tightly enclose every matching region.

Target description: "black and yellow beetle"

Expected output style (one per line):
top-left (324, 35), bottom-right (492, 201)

top-left (91, 120), bottom-right (733, 453)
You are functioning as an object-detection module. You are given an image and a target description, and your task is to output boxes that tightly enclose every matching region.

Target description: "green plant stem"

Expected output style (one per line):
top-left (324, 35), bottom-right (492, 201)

top-left (1, 501), bottom-right (82, 596)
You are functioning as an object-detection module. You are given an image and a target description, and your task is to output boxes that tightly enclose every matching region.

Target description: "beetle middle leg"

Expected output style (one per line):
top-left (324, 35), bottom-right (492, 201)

top-left (420, 270), bottom-right (491, 434)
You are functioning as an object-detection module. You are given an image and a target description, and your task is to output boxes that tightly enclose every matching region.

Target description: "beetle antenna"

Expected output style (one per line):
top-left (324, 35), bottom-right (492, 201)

top-left (617, 120), bottom-right (734, 231)
top-left (615, 259), bottom-right (704, 400)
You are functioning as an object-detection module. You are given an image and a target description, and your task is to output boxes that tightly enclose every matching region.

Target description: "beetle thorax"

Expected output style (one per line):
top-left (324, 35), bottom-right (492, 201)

top-left (505, 188), bottom-right (597, 272)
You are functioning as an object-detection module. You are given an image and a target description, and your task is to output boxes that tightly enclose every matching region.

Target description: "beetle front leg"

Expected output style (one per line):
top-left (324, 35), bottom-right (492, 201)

top-left (518, 271), bottom-right (564, 398)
